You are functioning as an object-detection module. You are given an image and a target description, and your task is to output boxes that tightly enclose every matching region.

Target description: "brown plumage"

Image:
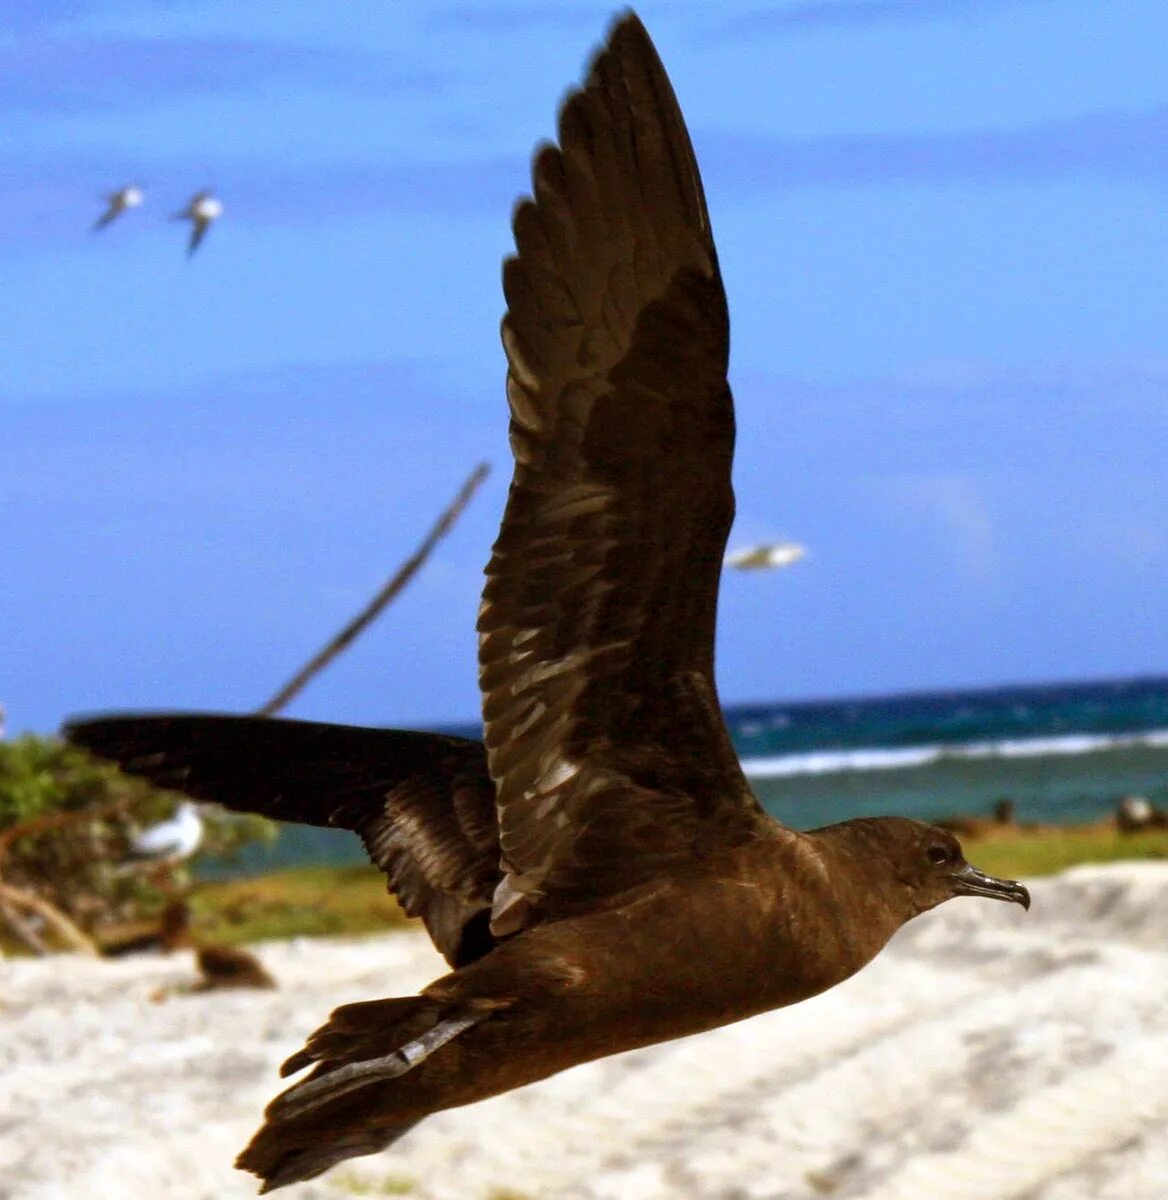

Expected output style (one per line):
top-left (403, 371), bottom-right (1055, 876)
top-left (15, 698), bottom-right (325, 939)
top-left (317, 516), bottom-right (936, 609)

top-left (65, 12), bottom-right (1030, 1193)
top-left (158, 900), bottom-right (278, 991)
top-left (97, 899), bottom-right (276, 990)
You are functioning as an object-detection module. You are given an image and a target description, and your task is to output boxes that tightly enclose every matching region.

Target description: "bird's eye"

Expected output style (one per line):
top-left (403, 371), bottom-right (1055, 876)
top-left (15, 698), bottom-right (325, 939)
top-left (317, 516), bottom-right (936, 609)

top-left (926, 844), bottom-right (951, 865)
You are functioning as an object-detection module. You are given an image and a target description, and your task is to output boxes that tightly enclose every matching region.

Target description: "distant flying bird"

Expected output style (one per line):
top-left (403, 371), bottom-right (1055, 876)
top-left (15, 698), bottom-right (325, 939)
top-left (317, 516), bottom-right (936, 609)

top-left (92, 185), bottom-right (143, 231)
top-left (126, 800), bottom-right (204, 863)
top-left (173, 190), bottom-right (223, 255)
top-left (67, 13), bottom-right (1029, 1193)
top-left (725, 541), bottom-right (807, 571)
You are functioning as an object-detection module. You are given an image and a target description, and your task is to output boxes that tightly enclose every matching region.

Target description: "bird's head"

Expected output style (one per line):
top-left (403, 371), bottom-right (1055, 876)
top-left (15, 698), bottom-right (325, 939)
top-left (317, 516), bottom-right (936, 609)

top-left (814, 815), bottom-right (1030, 923)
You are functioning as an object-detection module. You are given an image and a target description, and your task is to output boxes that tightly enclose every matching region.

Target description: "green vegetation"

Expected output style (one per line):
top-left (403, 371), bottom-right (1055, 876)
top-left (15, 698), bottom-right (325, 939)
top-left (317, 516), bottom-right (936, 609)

top-left (962, 822), bottom-right (1168, 879)
top-left (191, 864), bottom-right (411, 944)
top-left (0, 735), bottom-right (274, 950)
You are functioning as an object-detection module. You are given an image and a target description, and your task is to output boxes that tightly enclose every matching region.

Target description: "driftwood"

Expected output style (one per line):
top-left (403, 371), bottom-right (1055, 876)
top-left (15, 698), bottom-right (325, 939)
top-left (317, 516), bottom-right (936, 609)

top-left (258, 460), bottom-right (490, 716)
top-left (0, 796), bottom-right (135, 955)
top-left (0, 893), bottom-right (49, 955)
top-left (0, 881), bottom-right (98, 956)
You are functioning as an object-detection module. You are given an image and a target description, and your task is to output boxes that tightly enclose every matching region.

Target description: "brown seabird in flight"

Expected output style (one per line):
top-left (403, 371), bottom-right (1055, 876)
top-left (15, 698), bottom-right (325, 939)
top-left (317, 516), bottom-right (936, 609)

top-left (66, 11), bottom-right (1030, 1193)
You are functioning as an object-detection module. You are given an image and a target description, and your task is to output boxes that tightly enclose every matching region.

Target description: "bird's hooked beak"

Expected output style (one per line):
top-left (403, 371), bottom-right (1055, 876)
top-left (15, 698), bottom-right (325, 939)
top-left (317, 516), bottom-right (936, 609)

top-left (951, 862), bottom-right (1030, 909)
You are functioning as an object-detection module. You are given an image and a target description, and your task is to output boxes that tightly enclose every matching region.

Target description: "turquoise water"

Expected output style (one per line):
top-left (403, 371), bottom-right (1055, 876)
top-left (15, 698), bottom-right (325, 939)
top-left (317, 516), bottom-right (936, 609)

top-left (205, 674), bottom-right (1168, 876)
top-left (732, 674), bottom-right (1168, 827)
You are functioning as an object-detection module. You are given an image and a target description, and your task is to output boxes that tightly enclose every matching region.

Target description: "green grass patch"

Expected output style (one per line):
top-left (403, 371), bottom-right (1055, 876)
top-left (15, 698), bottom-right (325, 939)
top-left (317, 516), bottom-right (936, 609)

top-left (962, 823), bottom-right (1168, 879)
top-left (191, 864), bottom-right (413, 944)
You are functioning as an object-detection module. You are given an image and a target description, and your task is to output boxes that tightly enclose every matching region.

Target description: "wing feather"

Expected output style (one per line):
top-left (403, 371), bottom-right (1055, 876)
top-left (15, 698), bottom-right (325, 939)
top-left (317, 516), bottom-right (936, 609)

top-left (65, 714), bottom-right (501, 966)
top-left (478, 14), bottom-right (764, 934)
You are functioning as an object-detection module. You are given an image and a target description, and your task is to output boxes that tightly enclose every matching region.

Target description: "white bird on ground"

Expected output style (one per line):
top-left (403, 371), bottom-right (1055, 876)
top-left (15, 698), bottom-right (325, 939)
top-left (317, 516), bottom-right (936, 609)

top-left (172, 190), bottom-right (223, 256)
top-left (127, 800), bottom-right (205, 863)
top-left (725, 541), bottom-right (807, 571)
top-left (92, 185), bottom-right (144, 231)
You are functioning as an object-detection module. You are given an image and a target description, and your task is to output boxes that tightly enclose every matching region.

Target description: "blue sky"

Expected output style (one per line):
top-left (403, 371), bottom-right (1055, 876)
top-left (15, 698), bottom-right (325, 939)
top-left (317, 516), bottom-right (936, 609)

top-left (3, 0), bottom-right (1166, 735)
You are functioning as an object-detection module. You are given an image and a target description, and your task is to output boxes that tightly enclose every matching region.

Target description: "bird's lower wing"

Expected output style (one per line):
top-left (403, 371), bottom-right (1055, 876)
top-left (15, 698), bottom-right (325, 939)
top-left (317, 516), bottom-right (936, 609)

top-left (65, 714), bottom-right (503, 966)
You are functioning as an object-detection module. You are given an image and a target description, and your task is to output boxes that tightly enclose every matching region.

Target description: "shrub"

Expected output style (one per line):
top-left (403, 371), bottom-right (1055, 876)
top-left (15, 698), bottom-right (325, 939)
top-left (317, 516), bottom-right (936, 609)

top-left (0, 735), bottom-right (274, 943)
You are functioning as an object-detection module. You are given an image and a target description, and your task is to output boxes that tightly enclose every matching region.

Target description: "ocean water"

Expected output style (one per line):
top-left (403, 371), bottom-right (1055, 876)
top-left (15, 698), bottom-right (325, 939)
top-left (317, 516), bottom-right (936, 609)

top-left (210, 675), bottom-right (1168, 875)
top-left (728, 675), bottom-right (1168, 829)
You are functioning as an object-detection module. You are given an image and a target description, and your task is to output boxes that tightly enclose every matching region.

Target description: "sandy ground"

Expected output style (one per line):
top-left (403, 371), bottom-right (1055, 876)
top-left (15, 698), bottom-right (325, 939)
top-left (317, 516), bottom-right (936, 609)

top-left (2, 862), bottom-right (1166, 1200)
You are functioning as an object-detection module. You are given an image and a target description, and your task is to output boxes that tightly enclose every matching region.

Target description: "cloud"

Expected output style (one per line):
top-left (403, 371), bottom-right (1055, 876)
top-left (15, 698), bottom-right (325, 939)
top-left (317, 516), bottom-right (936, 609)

top-left (718, 0), bottom-right (1039, 35)
top-left (729, 359), bottom-right (1168, 515)
top-left (889, 474), bottom-right (1002, 591)
top-left (701, 106), bottom-right (1168, 190)
top-left (0, 36), bottom-right (436, 114)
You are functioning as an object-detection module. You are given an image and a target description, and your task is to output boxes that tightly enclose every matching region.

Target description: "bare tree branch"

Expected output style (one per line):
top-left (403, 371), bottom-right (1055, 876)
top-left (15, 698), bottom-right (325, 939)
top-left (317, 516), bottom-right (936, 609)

top-left (0, 797), bottom-right (136, 956)
top-left (0, 895), bottom-right (50, 956)
top-left (258, 461), bottom-right (490, 717)
top-left (0, 880), bottom-right (99, 956)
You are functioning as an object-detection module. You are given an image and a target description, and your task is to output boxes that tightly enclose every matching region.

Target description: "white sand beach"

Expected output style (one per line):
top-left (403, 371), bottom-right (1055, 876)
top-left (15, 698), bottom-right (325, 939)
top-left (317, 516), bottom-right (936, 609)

top-left (2, 862), bottom-right (1166, 1200)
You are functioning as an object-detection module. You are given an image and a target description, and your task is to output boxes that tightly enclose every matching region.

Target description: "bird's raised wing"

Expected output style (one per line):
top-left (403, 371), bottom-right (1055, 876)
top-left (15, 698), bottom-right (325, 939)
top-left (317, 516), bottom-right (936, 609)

top-left (478, 13), bottom-right (765, 935)
top-left (66, 715), bottom-right (502, 966)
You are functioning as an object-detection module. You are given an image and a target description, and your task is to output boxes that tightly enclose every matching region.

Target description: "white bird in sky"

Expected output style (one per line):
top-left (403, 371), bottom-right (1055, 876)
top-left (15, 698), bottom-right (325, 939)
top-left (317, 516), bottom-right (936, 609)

top-left (127, 800), bottom-right (205, 863)
top-left (725, 541), bottom-right (808, 571)
top-left (92, 184), bottom-right (144, 232)
top-left (173, 190), bottom-right (223, 256)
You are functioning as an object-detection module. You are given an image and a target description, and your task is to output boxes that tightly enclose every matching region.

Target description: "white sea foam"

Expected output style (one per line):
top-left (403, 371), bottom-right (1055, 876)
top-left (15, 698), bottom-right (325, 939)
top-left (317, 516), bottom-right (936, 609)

top-left (740, 727), bottom-right (1168, 779)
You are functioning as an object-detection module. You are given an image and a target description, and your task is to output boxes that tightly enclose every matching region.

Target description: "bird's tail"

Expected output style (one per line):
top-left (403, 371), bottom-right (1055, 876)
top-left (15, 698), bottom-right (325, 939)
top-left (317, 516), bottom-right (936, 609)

top-left (237, 992), bottom-right (504, 1191)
